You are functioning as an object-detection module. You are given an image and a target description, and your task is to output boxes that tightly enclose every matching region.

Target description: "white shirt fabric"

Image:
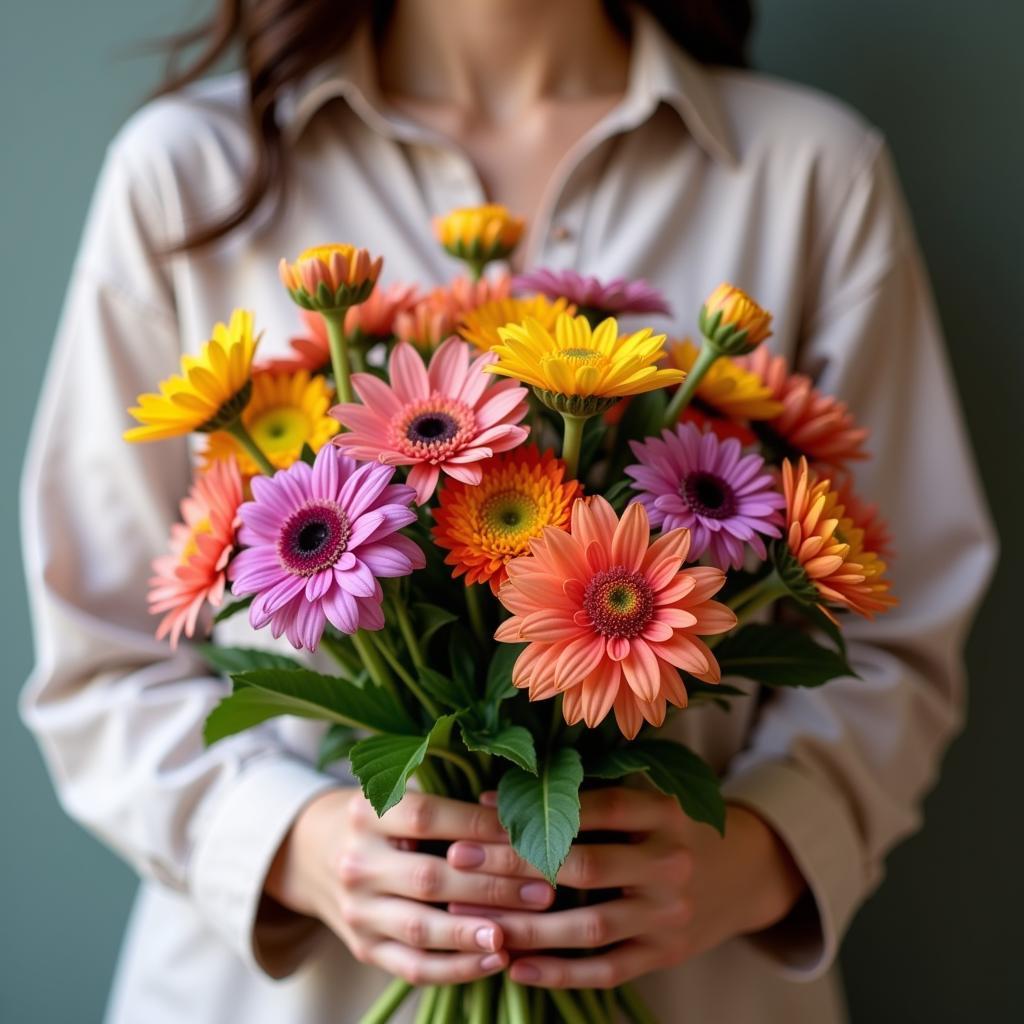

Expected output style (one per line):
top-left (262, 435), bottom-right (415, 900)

top-left (20, 9), bottom-right (996, 1023)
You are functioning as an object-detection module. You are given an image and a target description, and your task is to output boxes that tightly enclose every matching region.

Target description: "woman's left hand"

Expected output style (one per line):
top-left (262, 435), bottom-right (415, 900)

top-left (446, 787), bottom-right (807, 989)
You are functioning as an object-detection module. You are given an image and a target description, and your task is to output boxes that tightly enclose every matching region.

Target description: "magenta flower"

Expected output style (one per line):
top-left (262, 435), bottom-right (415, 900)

top-left (513, 268), bottom-right (671, 317)
top-left (625, 423), bottom-right (786, 570)
top-left (228, 446), bottom-right (424, 650)
top-left (332, 337), bottom-right (529, 505)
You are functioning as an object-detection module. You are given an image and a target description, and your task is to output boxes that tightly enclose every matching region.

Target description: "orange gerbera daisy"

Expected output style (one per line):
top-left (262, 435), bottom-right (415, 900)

top-left (432, 446), bottom-right (581, 594)
top-left (780, 458), bottom-right (897, 622)
top-left (148, 459), bottom-right (243, 647)
top-left (741, 347), bottom-right (869, 469)
top-left (495, 497), bottom-right (737, 738)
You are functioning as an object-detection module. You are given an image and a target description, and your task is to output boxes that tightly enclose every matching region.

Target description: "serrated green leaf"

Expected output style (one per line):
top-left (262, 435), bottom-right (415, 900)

top-left (587, 739), bottom-right (725, 834)
top-left (350, 716), bottom-right (454, 816)
top-left (485, 642), bottom-right (523, 705)
top-left (203, 667), bottom-right (416, 746)
top-left (199, 644), bottom-right (303, 677)
top-left (317, 724), bottom-right (358, 770)
top-left (498, 747), bottom-right (583, 884)
top-left (461, 724), bottom-right (537, 773)
top-left (412, 602), bottom-right (460, 646)
top-left (714, 623), bottom-right (855, 687)
top-left (212, 595), bottom-right (253, 624)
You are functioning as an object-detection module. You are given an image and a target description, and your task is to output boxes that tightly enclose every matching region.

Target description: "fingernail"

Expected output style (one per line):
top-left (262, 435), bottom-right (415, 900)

top-left (479, 791), bottom-right (498, 807)
top-left (520, 881), bottom-right (552, 905)
top-left (449, 843), bottom-right (485, 869)
top-left (480, 953), bottom-right (504, 971)
top-left (475, 927), bottom-right (498, 952)
top-left (513, 963), bottom-right (541, 982)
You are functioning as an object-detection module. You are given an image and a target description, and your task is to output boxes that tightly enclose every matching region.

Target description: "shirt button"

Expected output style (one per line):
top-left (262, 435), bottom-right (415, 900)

top-left (550, 224), bottom-right (573, 242)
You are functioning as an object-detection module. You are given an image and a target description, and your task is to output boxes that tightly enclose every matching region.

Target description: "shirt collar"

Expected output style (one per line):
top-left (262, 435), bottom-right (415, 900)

top-left (278, 6), bottom-right (737, 166)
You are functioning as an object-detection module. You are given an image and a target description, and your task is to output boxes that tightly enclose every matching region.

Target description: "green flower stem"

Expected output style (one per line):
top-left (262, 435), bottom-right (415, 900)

top-left (549, 989), bottom-right (590, 1024)
top-left (616, 984), bottom-right (659, 1024)
top-left (322, 308), bottom-right (355, 405)
top-left (357, 978), bottom-right (413, 1024)
top-left (530, 987), bottom-right (546, 1023)
top-left (728, 568), bottom-right (789, 622)
top-left (415, 758), bottom-right (445, 795)
top-left (661, 338), bottom-right (721, 427)
top-left (560, 413), bottom-right (588, 480)
top-left (503, 977), bottom-right (531, 1024)
top-left (389, 586), bottom-right (426, 671)
top-left (225, 418), bottom-right (276, 477)
top-left (467, 977), bottom-right (493, 1024)
top-left (350, 629), bottom-right (394, 692)
top-left (434, 984), bottom-right (459, 1023)
top-left (466, 258), bottom-right (486, 283)
top-left (580, 989), bottom-right (610, 1024)
top-left (349, 344), bottom-right (367, 374)
top-left (319, 632), bottom-right (363, 680)
top-left (465, 583), bottom-right (489, 649)
top-left (413, 985), bottom-right (439, 1024)
top-left (368, 629), bottom-right (441, 719)
top-left (601, 988), bottom-right (618, 1022)
top-left (427, 746), bottom-right (483, 797)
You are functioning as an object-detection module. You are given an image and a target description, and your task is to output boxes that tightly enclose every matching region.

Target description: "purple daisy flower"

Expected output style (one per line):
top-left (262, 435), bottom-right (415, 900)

top-left (625, 423), bottom-right (786, 570)
top-left (513, 268), bottom-right (671, 317)
top-left (228, 446), bottom-right (424, 650)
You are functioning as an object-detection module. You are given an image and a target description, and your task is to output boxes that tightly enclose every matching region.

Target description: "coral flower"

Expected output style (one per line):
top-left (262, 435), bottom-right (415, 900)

top-left (626, 424), bottom-right (786, 569)
top-left (202, 370), bottom-right (338, 477)
top-left (513, 268), bottom-right (671, 319)
top-left (228, 446), bottom-right (424, 649)
top-left (487, 313), bottom-right (683, 417)
top-left (741, 347), bottom-right (869, 469)
top-left (331, 337), bottom-right (530, 504)
top-left (446, 271), bottom-right (512, 313)
top-left (148, 459), bottom-right (244, 647)
top-left (394, 295), bottom-right (460, 353)
top-left (495, 498), bottom-right (736, 738)
top-left (780, 457), bottom-right (897, 622)
top-left (700, 282), bottom-right (773, 355)
top-left (125, 309), bottom-right (259, 442)
top-left (279, 244), bottom-right (383, 312)
top-left (432, 446), bottom-right (581, 593)
top-left (434, 204), bottom-right (524, 267)
top-left (457, 295), bottom-right (575, 352)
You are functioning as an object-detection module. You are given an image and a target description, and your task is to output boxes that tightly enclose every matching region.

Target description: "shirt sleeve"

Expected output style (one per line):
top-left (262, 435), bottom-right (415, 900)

top-left (720, 135), bottom-right (997, 978)
top-left (19, 129), bottom-right (339, 978)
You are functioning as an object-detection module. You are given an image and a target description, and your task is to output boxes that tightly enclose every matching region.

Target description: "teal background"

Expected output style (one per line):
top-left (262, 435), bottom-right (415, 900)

top-left (1, 1), bottom-right (1020, 1019)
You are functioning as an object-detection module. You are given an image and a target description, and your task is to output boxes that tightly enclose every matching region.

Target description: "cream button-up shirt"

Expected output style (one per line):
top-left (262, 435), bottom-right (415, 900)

top-left (21, 10), bottom-right (996, 1023)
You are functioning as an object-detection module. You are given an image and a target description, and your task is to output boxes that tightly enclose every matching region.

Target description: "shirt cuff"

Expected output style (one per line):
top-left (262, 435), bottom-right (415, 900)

top-left (721, 758), bottom-right (869, 980)
top-left (189, 755), bottom-right (340, 978)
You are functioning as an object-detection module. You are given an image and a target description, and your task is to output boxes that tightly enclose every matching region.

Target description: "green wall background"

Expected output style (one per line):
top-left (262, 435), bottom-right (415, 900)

top-left (2, 2), bottom-right (1019, 1019)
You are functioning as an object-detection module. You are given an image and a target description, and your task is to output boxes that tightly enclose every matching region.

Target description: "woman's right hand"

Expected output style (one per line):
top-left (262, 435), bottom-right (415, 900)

top-left (264, 787), bottom-right (555, 985)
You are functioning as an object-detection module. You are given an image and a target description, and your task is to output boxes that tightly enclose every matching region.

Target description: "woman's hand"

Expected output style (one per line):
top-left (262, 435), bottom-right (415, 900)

top-left (264, 788), bottom-right (556, 985)
top-left (446, 788), bottom-right (806, 990)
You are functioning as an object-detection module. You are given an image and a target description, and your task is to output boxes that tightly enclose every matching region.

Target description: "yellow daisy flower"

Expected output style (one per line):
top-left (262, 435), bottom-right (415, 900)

top-left (666, 338), bottom-right (784, 421)
top-left (202, 370), bottom-right (339, 477)
top-left (125, 309), bottom-right (258, 442)
top-left (457, 294), bottom-right (575, 352)
top-left (700, 282), bottom-right (773, 355)
top-left (433, 204), bottom-right (524, 274)
top-left (486, 312), bottom-right (684, 417)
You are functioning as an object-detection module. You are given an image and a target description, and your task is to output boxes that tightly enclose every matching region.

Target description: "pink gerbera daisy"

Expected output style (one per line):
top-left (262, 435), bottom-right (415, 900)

top-left (331, 337), bottom-right (530, 504)
top-left (149, 459), bottom-right (244, 647)
top-left (626, 423), bottom-right (785, 570)
top-left (228, 446), bottom-right (424, 650)
top-left (495, 497), bottom-right (736, 738)
top-left (513, 268), bottom-right (671, 318)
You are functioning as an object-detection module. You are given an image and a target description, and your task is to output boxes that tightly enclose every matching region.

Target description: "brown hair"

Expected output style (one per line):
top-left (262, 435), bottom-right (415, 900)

top-left (156, 0), bottom-right (753, 250)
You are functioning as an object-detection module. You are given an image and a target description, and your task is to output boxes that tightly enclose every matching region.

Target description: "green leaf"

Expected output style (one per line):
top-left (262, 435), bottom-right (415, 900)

top-left (198, 644), bottom-right (303, 677)
top-left (204, 667), bottom-right (417, 746)
top-left (449, 626), bottom-right (477, 694)
top-left (350, 716), bottom-right (454, 816)
top-left (498, 747), bottom-right (583, 885)
top-left (212, 595), bottom-right (253, 625)
top-left (714, 623), bottom-right (855, 687)
top-left (317, 724), bottom-right (358, 770)
top-left (793, 600), bottom-right (848, 656)
top-left (412, 602), bottom-right (460, 646)
top-left (587, 739), bottom-right (725, 835)
top-left (616, 387), bottom-right (668, 445)
top-left (417, 665), bottom-right (474, 711)
top-left (485, 642), bottom-right (523, 705)
top-left (299, 442), bottom-right (317, 466)
top-left (684, 679), bottom-right (747, 710)
top-left (461, 723), bottom-right (537, 773)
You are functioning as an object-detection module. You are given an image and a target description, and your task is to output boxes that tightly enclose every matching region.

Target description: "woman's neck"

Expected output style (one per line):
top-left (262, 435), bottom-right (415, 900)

top-left (376, 0), bottom-right (630, 124)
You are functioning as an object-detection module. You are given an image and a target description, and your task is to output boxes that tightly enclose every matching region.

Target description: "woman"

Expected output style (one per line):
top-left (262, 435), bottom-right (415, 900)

top-left (20, 0), bottom-right (995, 1021)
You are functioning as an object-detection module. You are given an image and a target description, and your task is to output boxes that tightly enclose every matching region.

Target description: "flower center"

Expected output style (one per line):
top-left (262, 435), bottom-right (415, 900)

top-left (407, 412), bottom-right (458, 445)
top-left (180, 517), bottom-right (212, 564)
top-left (389, 395), bottom-right (476, 464)
top-left (561, 348), bottom-right (600, 362)
top-left (479, 489), bottom-right (542, 552)
top-left (583, 566), bottom-right (655, 639)
top-left (277, 500), bottom-right (350, 576)
top-left (250, 406), bottom-right (311, 453)
top-left (681, 471), bottom-right (736, 519)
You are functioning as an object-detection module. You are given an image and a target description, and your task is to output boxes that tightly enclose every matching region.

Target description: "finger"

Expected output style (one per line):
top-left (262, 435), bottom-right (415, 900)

top-left (354, 897), bottom-right (505, 952)
top-left (577, 787), bottom-right (676, 833)
top-left (369, 792), bottom-right (507, 843)
top-left (365, 848), bottom-right (555, 909)
top-left (446, 898), bottom-right (651, 951)
top-left (509, 940), bottom-right (662, 989)
top-left (371, 941), bottom-right (508, 986)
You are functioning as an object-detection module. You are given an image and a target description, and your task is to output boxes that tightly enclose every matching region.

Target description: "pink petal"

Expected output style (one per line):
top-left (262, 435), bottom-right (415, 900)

top-left (389, 342), bottom-right (430, 402)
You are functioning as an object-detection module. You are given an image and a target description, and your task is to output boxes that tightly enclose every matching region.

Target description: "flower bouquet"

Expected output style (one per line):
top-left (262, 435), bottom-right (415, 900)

top-left (127, 203), bottom-right (896, 1023)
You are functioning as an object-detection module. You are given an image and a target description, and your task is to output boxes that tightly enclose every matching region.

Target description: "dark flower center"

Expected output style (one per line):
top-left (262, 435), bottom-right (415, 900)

top-left (583, 566), bottom-right (655, 639)
top-left (681, 471), bottom-right (736, 519)
top-left (278, 500), bottom-right (350, 576)
top-left (407, 412), bottom-right (458, 446)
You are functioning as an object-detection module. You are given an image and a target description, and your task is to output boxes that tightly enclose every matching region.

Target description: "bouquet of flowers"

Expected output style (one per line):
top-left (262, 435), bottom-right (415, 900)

top-left (126, 204), bottom-right (896, 1023)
